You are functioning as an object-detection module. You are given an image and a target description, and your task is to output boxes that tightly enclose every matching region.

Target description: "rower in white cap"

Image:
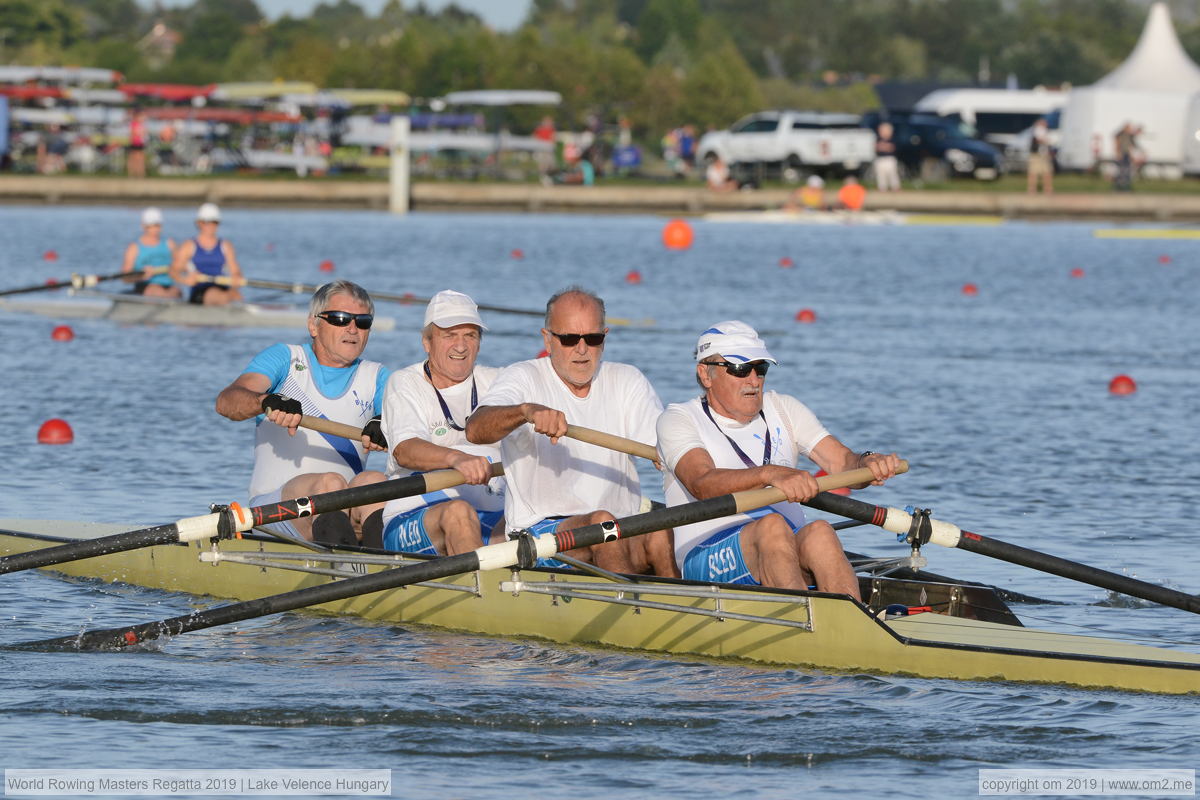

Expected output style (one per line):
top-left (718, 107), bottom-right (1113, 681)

top-left (120, 206), bottom-right (180, 298)
top-left (169, 202), bottom-right (244, 306)
top-left (369, 290), bottom-right (506, 554)
top-left (656, 321), bottom-right (903, 598)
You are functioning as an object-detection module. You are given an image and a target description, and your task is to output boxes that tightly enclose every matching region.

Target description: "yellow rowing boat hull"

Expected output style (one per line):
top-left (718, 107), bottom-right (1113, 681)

top-left (2, 520), bottom-right (1197, 695)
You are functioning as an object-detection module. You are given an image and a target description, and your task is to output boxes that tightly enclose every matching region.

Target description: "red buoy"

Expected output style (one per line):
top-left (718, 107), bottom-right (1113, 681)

top-left (43, 250), bottom-right (58, 261)
top-left (319, 259), bottom-right (335, 273)
top-left (265, 242), bottom-right (275, 252)
top-left (536, 349), bottom-right (549, 358)
top-left (1070, 267), bottom-right (1085, 278)
top-left (51, 325), bottom-right (74, 342)
top-left (961, 282), bottom-right (979, 296)
top-left (662, 219), bottom-right (694, 250)
top-left (1159, 254), bottom-right (1171, 264)
top-left (795, 308), bottom-right (816, 323)
top-left (779, 257), bottom-right (794, 268)
top-left (45, 278), bottom-right (58, 287)
top-left (625, 270), bottom-right (642, 284)
top-left (1108, 374), bottom-right (1137, 395)
top-left (511, 248), bottom-right (525, 260)
top-left (814, 469), bottom-right (851, 496)
top-left (37, 418), bottom-right (74, 444)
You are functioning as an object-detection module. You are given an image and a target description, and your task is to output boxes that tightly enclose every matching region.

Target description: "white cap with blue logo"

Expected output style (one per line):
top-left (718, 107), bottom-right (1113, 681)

top-left (694, 320), bottom-right (777, 364)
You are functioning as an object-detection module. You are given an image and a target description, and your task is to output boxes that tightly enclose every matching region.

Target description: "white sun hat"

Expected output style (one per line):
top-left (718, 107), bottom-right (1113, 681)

top-left (141, 207), bottom-right (163, 226)
top-left (196, 202), bottom-right (221, 222)
top-left (694, 320), bottom-right (777, 364)
top-left (424, 289), bottom-right (488, 330)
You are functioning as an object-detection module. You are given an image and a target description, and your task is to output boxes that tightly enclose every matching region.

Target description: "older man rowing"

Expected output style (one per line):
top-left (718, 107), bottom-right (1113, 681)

top-left (215, 280), bottom-right (390, 544)
top-left (657, 321), bottom-right (902, 597)
top-left (367, 290), bottom-right (505, 554)
top-left (466, 287), bottom-right (678, 576)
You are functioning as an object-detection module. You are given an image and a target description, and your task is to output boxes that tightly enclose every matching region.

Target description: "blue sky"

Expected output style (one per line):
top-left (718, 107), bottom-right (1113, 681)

top-left (244, 0), bottom-right (530, 30)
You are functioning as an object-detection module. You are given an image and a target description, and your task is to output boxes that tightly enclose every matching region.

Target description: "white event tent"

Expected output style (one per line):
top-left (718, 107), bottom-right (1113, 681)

top-left (1056, 1), bottom-right (1200, 175)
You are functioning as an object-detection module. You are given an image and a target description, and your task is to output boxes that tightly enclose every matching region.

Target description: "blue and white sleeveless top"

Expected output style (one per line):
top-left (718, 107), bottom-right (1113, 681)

top-left (248, 344), bottom-right (386, 498)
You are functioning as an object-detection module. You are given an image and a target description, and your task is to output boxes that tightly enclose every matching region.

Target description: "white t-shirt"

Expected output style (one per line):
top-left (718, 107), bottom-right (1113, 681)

top-left (479, 358), bottom-right (663, 530)
top-left (657, 391), bottom-right (830, 563)
top-left (380, 361), bottom-right (504, 522)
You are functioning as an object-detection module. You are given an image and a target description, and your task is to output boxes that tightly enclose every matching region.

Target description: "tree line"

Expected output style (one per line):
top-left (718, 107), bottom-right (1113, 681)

top-left (0, 0), bottom-right (1192, 138)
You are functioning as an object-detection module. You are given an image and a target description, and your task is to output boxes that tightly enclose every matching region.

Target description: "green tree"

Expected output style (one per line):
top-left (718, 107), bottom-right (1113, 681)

top-left (678, 39), bottom-right (762, 130)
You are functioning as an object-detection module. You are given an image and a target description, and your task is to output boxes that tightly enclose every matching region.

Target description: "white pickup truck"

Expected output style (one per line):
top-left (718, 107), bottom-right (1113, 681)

top-left (697, 110), bottom-right (876, 177)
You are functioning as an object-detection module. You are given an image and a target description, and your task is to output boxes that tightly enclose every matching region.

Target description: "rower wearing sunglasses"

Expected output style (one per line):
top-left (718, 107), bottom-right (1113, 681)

top-left (215, 280), bottom-right (392, 545)
top-left (656, 321), bottom-right (903, 598)
top-left (466, 287), bottom-right (679, 577)
top-left (368, 290), bottom-right (506, 555)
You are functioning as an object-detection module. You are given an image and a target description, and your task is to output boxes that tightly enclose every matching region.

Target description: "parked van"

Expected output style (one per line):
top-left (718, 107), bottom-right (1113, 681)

top-left (913, 88), bottom-right (1067, 157)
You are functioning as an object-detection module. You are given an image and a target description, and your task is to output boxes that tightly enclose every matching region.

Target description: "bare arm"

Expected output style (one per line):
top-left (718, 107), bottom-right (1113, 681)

top-left (120, 242), bottom-right (138, 274)
top-left (807, 435), bottom-right (902, 487)
top-left (672, 447), bottom-right (822, 504)
top-left (221, 240), bottom-right (244, 300)
top-left (169, 240), bottom-right (195, 286)
top-left (392, 437), bottom-right (492, 485)
top-left (466, 403), bottom-right (565, 444)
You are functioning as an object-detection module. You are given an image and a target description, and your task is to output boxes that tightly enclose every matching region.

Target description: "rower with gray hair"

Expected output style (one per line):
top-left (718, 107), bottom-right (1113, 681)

top-left (466, 286), bottom-right (679, 577)
top-left (656, 321), bottom-right (903, 597)
top-left (215, 279), bottom-right (391, 545)
top-left (369, 290), bottom-right (506, 555)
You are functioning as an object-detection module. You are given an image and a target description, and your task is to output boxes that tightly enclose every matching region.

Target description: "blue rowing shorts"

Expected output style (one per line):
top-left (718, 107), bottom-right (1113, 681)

top-left (682, 522), bottom-right (760, 585)
top-left (383, 505), bottom-right (502, 555)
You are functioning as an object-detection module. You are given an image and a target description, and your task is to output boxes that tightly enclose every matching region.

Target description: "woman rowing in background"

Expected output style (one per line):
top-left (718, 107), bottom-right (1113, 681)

top-left (169, 202), bottom-right (244, 306)
top-left (120, 207), bottom-right (180, 298)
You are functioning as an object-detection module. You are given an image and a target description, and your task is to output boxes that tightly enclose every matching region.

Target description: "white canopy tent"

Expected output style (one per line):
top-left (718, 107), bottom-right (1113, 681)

top-left (1057, 2), bottom-right (1200, 174)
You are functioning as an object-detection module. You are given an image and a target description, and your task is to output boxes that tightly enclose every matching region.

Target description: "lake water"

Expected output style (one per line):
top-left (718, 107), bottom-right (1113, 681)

top-left (0, 205), bottom-right (1198, 798)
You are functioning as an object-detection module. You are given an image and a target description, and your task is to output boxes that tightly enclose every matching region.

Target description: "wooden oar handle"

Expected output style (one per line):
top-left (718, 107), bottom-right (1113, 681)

top-left (298, 415), bottom-right (503, 489)
top-left (733, 460), bottom-right (910, 512)
top-left (299, 415), bottom-right (363, 440)
top-left (565, 424), bottom-right (659, 461)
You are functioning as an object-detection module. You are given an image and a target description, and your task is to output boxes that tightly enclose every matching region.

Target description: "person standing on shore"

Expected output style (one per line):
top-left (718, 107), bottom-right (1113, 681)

top-left (1113, 123), bottom-right (1137, 192)
top-left (1026, 118), bottom-right (1054, 195)
top-left (169, 203), bottom-right (245, 306)
top-left (872, 122), bottom-right (901, 192)
top-left (121, 207), bottom-right (179, 298)
top-left (127, 109), bottom-right (147, 179)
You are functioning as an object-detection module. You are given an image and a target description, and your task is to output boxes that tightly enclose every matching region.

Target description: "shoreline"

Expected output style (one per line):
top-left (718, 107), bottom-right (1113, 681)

top-left (2, 175), bottom-right (1199, 221)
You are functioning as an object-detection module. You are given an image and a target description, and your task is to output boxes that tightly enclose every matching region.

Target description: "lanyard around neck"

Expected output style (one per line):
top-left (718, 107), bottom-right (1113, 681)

top-left (424, 361), bottom-right (477, 432)
top-left (701, 397), bottom-right (771, 468)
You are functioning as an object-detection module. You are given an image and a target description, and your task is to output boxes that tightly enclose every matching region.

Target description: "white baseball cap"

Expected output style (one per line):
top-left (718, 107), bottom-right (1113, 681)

top-left (695, 320), bottom-right (777, 364)
top-left (141, 207), bottom-right (163, 226)
top-left (424, 290), bottom-right (488, 330)
top-left (197, 202), bottom-right (221, 222)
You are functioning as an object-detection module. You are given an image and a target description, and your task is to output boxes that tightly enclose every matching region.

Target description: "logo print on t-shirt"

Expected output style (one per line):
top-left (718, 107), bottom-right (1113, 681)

top-left (433, 426), bottom-right (449, 437)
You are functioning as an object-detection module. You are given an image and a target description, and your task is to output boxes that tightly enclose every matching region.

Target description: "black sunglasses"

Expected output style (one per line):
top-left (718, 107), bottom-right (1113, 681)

top-left (547, 330), bottom-right (606, 347)
top-left (317, 310), bottom-right (374, 330)
top-left (705, 360), bottom-right (769, 378)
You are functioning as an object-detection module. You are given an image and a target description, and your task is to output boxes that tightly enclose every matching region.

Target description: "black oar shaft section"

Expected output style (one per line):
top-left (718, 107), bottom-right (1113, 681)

top-left (0, 465), bottom-right (501, 577)
top-left (25, 553), bottom-right (485, 651)
top-left (802, 492), bottom-right (1200, 616)
top-left (954, 532), bottom-right (1200, 615)
top-left (0, 524), bottom-right (182, 575)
